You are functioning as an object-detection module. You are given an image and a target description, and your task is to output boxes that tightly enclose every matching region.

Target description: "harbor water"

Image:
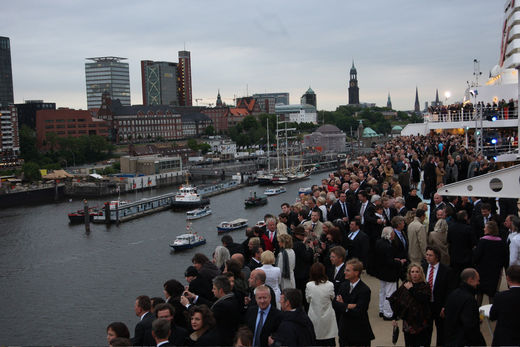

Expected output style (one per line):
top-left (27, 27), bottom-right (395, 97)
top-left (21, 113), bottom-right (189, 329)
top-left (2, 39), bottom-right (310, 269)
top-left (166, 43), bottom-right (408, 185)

top-left (0, 175), bottom-right (325, 345)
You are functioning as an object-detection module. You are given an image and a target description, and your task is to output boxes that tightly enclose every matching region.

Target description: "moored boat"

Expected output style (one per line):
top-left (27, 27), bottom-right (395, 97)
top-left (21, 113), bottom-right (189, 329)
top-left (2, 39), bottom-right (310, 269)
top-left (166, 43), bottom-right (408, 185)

top-left (244, 192), bottom-right (268, 207)
top-left (68, 207), bottom-right (102, 224)
top-left (264, 186), bottom-right (287, 196)
top-left (217, 218), bottom-right (248, 232)
top-left (186, 206), bottom-right (212, 220)
top-left (172, 184), bottom-right (210, 209)
top-left (298, 187), bottom-right (312, 195)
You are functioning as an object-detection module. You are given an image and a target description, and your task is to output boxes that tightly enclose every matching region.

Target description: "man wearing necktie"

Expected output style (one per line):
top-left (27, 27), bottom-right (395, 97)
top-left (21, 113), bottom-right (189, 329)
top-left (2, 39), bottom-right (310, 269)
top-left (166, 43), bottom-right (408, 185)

top-left (328, 192), bottom-right (350, 223)
top-left (390, 215), bottom-right (409, 281)
top-left (245, 285), bottom-right (282, 347)
top-left (265, 217), bottom-right (280, 254)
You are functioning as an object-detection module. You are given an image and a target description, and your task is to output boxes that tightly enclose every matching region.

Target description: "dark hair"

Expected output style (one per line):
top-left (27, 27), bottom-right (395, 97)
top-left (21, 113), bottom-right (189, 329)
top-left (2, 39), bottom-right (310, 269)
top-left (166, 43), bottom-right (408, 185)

top-left (309, 262), bottom-right (328, 285)
top-left (192, 253), bottom-right (210, 265)
top-left (107, 322), bottom-right (130, 339)
top-left (281, 288), bottom-right (302, 309)
top-left (152, 318), bottom-right (171, 340)
top-left (136, 295), bottom-right (151, 312)
top-left (506, 265), bottom-right (520, 283)
top-left (481, 203), bottom-right (492, 212)
top-left (357, 190), bottom-right (369, 199)
top-left (221, 234), bottom-right (233, 245)
top-left (150, 297), bottom-right (165, 311)
top-left (189, 305), bottom-right (216, 330)
top-left (278, 212), bottom-right (288, 219)
top-left (252, 226), bottom-right (263, 235)
top-left (163, 279), bottom-right (184, 298)
top-left (110, 337), bottom-right (132, 346)
top-left (415, 208), bottom-right (425, 218)
top-left (350, 219), bottom-right (361, 228)
top-left (225, 259), bottom-right (243, 279)
top-left (456, 210), bottom-right (468, 223)
top-left (330, 246), bottom-right (346, 261)
top-left (251, 245), bottom-right (263, 257)
top-left (212, 275), bottom-right (231, 294)
top-left (154, 303), bottom-right (175, 318)
top-left (234, 326), bottom-right (253, 346)
top-left (426, 246), bottom-right (441, 261)
top-left (281, 202), bottom-right (290, 208)
top-left (327, 226), bottom-right (342, 244)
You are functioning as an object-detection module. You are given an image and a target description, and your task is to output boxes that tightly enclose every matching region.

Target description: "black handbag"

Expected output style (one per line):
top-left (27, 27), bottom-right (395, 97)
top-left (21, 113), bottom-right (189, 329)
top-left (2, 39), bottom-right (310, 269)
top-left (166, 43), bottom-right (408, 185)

top-left (392, 325), bottom-right (400, 345)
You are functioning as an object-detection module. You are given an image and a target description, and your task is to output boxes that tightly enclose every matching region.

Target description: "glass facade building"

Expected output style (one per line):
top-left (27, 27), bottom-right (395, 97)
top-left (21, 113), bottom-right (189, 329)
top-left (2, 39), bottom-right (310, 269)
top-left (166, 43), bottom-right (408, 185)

top-left (141, 60), bottom-right (178, 106)
top-left (0, 37), bottom-right (14, 109)
top-left (85, 57), bottom-right (130, 109)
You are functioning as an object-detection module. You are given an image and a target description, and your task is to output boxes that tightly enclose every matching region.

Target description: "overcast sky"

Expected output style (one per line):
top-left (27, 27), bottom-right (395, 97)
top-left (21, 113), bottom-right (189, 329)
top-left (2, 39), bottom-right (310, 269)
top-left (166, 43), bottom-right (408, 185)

top-left (3, 1), bottom-right (504, 111)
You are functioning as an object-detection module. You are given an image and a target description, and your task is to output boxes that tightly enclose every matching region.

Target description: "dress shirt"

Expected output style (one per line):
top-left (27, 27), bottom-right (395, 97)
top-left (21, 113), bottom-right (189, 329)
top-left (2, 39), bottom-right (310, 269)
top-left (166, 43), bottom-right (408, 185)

top-left (394, 229), bottom-right (406, 247)
top-left (349, 229), bottom-right (360, 240)
top-left (334, 264), bottom-right (343, 277)
top-left (360, 202), bottom-right (368, 224)
top-left (254, 304), bottom-right (271, 331)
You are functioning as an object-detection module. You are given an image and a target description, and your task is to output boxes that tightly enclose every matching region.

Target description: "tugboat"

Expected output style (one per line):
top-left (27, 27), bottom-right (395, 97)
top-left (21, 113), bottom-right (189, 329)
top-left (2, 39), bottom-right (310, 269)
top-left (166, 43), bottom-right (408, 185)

top-left (264, 186), bottom-right (286, 196)
top-left (186, 206), bottom-right (212, 220)
top-left (170, 224), bottom-right (206, 251)
top-left (217, 218), bottom-right (248, 233)
top-left (172, 184), bottom-right (210, 209)
top-left (244, 191), bottom-right (268, 208)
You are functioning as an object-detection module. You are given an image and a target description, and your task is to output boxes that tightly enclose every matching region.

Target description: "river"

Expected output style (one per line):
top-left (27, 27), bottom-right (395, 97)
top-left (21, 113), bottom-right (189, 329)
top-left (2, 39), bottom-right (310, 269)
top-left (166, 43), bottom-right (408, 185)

top-left (0, 174), bottom-right (327, 345)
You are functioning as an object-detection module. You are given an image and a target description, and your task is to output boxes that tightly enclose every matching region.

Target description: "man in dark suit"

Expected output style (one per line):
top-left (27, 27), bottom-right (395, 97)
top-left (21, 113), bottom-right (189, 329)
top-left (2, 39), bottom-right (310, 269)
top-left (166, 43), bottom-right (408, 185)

top-left (155, 303), bottom-right (188, 346)
top-left (333, 258), bottom-right (375, 346)
top-left (245, 285), bottom-right (283, 347)
top-left (327, 245), bottom-right (347, 295)
top-left (184, 266), bottom-right (214, 303)
top-left (423, 246), bottom-right (456, 347)
top-left (131, 295), bottom-right (156, 346)
top-left (264, 217), bottom-right (280, 254)
top-left (221, 234), bottom-right (244, 256)
top-left (246, 269), bottom-right (277, 309)
top-left (394, 196), bottom-right (408, 217)
top-left (490, 265), bottom-right (520, 346)
top-left (382, 197), bottom-right (397, 226)
top-left (391, 215), bottom-right (409, 280)
top-left (444, 268), bottom-right (486, 347)
top-left (292, 226), bottom-right (315, 295)
top-left (207, 276), bottom-right (241, 346)
top-left (328, 191), bottom-right (350, 223)
top-left (247, 245), bottom-right (263, 271)
top-left (152, 318), bottom-right (173, 347)
top-left (447, 210), bottom-right (476, 275)
top-left (430, 193), bottom-right (446, 230)
top-left (346, 219), bottom-right (370, 268)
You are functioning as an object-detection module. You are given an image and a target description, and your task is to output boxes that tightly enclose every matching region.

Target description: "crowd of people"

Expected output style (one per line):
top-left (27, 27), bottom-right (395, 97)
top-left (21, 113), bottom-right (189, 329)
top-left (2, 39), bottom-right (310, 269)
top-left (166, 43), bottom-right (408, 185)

top-left (428, 99), bottom-right (517, 121)
top-left (106, 134), bottom-right (520, 347)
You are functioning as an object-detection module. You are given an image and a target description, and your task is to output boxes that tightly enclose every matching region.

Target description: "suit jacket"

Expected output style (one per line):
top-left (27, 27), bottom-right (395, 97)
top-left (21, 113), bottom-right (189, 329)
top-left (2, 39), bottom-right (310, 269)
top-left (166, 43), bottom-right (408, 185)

top-left (131, 311), bottom-right (156, 346)
top-left (489, 287), bottom-right (520, 346)
top-left (392, 229), bottom-right (409, 261)
top-left (210, 294), bottom-right (241, 346)
top-left (303, 220), bottom-right (324, 239)
top-left (397, 206), bottom-right (408, 217)
top-left (327, 262), bottom-right (346, 295)
top-left (265, 229), bottom-right (280, 253)
top-left (422, 262), bottom-right (455, 316)
top-left (447, 221), bottom-right (476, 265)
top-left (292, 238), bottom-right (314, 281)
top-left (245, 305), bottom-right (283, 347)
top-left (247, 257), bottom-right (263, 271)
top-left (328, 200), bottom-right (351, 222)
top-left (407, 218), bottom-right (428, 264)
top-left (383, 206), bottom-right (397, 225)
top-left (169, 324), bottom-right (188, 346)
top-left (333, 280), bottom-right (375, 345)
top-left (346, 230), bottom-right (370, 267)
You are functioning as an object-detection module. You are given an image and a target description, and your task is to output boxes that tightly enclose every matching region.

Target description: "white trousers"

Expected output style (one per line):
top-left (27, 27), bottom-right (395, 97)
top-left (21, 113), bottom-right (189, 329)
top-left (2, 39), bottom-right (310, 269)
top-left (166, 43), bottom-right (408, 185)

top-left (379, 280), bottom-right (397, 318)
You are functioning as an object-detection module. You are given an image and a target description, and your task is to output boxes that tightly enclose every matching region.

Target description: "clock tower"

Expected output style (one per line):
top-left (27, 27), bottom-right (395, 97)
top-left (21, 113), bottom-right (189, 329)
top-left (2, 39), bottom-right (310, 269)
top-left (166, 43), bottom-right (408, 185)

top-left (348, 60), bottom-right (359, 105)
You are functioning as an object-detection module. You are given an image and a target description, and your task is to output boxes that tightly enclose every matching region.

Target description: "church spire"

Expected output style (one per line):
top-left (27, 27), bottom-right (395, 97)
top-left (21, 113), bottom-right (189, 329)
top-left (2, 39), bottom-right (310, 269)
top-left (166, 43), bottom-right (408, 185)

top-left (387, 92), bottom-right (392, 109)
top-left (414, 86), bottom-right (420, 113)
top-left (216, 89), bottom-right (222, 107)
top-left (348, 60), bottom-right (359, 105)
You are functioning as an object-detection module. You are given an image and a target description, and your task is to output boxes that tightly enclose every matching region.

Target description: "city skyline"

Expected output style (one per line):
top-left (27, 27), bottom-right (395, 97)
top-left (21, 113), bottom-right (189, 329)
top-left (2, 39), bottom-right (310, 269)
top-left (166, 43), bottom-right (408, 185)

top-left (3, 1), bottom-right (503, 112)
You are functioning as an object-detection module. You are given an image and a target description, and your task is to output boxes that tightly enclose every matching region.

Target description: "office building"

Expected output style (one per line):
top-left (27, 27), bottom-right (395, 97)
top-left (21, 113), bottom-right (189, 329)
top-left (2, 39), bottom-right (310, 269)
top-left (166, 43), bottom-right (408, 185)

top-left (0, 105), bottom-right (20, 163)
top-left (252, 92), bottom-right (289, 114)
top-left (85, 57), bottom-right (131, 109)
top-left (275, 104), bottom-right (317, 124)
top-left (177, 51), bottom-right (192, 106)
top-left (141, 60), bottom-right (179, 106)
top-left (300, 87), bottom-right (316, 107)
top-left (15, 100), bottom-right (56, 130)
top-left (0, 36), bottom-right (14, 109)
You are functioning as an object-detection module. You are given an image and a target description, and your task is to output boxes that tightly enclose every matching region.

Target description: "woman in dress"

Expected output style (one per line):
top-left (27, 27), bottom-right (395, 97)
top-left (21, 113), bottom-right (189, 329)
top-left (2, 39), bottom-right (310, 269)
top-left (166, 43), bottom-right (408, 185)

top-left (185, 305), bottom-right (220, 346)
top-left (305, 262), bottom-right (338, 346)
top-left (258, 250), bottom-right (282, 307)
top-left (275, 233), bottom-right (296, 290)
top-left (389, 263), bottom-right (431, 347)
top-left (474, 220), bottom-right (508, 306)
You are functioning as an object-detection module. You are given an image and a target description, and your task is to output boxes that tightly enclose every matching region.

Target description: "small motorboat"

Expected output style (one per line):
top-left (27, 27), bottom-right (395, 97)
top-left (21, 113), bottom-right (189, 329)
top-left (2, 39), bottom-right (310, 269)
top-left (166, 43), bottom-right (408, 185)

top-left (170, 224), bottom-right (206, 251)
top-left (244, 192), bottom-right (268, 208)
top-left (217, 218), bottom-right (248, 233)
top-left (186, 206), bottom-right (212, 220)
top-left (264, 186), bottom-right (286, 196)
top-left (298, 187), bottom-right (312, 195)
top-left (68, 207), bottom-right (103, 224)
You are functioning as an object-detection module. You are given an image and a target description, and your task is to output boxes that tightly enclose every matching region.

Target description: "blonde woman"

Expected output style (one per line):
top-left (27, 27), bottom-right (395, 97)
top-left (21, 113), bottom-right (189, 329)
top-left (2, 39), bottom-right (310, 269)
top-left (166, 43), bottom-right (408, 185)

top-left (259, 250), bottom-right (281, 307)
top-left (276, 233), bottom-right (295, 290)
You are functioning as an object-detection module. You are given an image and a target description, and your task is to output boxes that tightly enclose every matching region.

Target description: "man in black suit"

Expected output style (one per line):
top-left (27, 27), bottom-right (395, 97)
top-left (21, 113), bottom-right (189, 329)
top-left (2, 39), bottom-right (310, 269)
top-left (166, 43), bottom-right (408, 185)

top-left (265, 217), bottom-right (280, 254)
top-left (155, 303), bottom-right (188, 346)
top-left (423, 246), bottom-right (456, 347)
top-left (356, 190), bottom-right (376, 230)
top-left (333, 258), bottom-right (375, 346)
top-left (245, 285), bottom-right (282, 347)
top-left (281, 202), bottom-right (298, 229)
top-left (346, 219), bottom-right (370, 268)
top-left (152, 319), bottom-right (173, 347)
top-left (490, 265), bottom-right (520, 346)
top-left (447, 210), bottom-right (476, 275)
top-left (221, 234), bottom-right (244, 256)
top-left (207, 276), bottom-right (241, 346)
top-left (382, 197), bottom-right (397, 226)
top-left (247, 245), bottom-right (263, 271)
top-left (131, 295), bottom-right (156, 346)
top-left (430, 193), bottom-right (446, 230)
top-left (394, 196), bottom-right (408, 217)
top-left (246, 269), bottom-right (277, 309)
top-left (327, 245), bottom-right (347, 295)
top-left (292, 226), bottom-right (315, 295)
top-left (328, 191), bottom-right (350, 223)
top-left (391, 215), bottom-right (409, 280)
top-left (184, 266), bottom-right (214, 303)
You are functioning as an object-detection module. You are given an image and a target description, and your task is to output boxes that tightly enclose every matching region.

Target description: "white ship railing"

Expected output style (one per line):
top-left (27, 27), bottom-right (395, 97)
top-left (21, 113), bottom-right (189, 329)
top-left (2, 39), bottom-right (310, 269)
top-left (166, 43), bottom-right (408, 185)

top-left (424, 109), bottom-right (518, 123)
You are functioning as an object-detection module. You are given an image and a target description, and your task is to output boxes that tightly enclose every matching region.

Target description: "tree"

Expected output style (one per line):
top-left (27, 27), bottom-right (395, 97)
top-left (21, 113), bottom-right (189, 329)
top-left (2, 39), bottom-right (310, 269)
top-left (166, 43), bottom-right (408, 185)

top-left (241, 115), bottom-right (258, 131)
top-left (203, 125), bottom-right (215, 136)
top-left (187, 138), bottom-right (199, 151)
top-left (22, 162), bottom-right (41, 181)
top-left (19, 125), bottom-right (39, 162)
top-left (199, 143), bottom-right (211, 154)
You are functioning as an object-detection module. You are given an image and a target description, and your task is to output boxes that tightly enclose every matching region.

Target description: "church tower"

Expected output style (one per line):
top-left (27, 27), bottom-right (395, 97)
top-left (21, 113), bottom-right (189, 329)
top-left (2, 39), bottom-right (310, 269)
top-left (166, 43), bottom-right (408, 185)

top-left (348, 60), bottom-right (359, 105)
top-left (216, 90), bottom-right (222, 107)
top-left (414, 86), bottom-right (420, 113)
top-left (387, 93), bottom-right (392, 109)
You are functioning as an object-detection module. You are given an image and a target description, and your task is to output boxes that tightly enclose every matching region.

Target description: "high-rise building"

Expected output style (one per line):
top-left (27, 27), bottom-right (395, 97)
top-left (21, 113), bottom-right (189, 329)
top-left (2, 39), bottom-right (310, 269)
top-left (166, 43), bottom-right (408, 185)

top-left (177, 51), bottom-right (192, 106)
top-left (301, 87), bottom-right (317, 108)
top-left (348, 61), bottom-right (359, 105)
top-left (0, 36), bottom-right (14, 109)
top-left (85, 57), bottom-right (130, 109)
top-left (252, 92), bottom-right (290, 114)
top-left (0, 105), bottom-right (20, 162)
top-left (141, 60), bottom-right (178, 106)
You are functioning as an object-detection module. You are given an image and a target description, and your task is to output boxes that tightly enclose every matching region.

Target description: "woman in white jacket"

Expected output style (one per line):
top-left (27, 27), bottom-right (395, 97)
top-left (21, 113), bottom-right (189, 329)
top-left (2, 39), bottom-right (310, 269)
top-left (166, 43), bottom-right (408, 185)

top-left (306, 262), bottom-right (338, 346)
top-left (275, 233), bottom-right (296, 290)
top-left (259, 250), bottom-right (281, 308)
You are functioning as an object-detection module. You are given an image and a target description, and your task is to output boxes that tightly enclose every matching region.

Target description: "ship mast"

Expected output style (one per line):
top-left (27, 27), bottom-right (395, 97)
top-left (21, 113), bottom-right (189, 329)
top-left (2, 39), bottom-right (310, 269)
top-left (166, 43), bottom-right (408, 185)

top-left (267, 118), bottom-right (270, 172)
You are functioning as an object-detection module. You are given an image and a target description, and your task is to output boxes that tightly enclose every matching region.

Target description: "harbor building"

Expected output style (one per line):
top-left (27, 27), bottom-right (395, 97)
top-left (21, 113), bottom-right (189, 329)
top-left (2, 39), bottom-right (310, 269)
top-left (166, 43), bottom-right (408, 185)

top-left (304, 124), bottom-right (346, 152)
top-left (15, 100), bottom-right (56, 130)
top-left (252, 92), bottom-right (290, 114)
top-left (206, 136), bottom-right (237, 159)
top-left (180, 112), bottom-right (212, 138)
top-left (35, 108), bottom-right (109, 149)
top-left (85, 57), bottom-right (131, 109)
top-left (141, 60), bottom-right (179, 106)
top-left (348, 61), bottom-right (359, 105)
top-left (120, 155), bottom-right (182, 175)
top-left (301, 87), bottom-right (317, 108)
top-left (275, 104), bottom-right (317, 124)
top-left (0, 37), bottom-right (14, 109)
top-left (0, 105), bottom-right (20, 165)
top-left (177, 51), bottom-right (192, 106)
